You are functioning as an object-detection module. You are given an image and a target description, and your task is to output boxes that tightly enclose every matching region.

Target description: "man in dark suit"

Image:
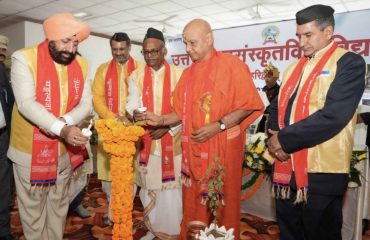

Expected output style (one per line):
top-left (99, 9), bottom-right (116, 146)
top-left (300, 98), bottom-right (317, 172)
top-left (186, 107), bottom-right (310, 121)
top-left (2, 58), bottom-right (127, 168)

top-left (267, 4), bottom-right (366, 240)
top-left (0, 49), bottom-right (15, 239)
top-left (257, 62), bottom-right (280, 133)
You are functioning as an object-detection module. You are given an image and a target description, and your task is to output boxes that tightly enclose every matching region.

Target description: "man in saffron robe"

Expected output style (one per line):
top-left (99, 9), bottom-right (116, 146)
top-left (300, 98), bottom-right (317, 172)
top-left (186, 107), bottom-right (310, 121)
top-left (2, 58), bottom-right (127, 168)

top-left (92, 32), bottom-right (144, 225)
top-left (267, 4), bottom-right (366, 240)
top-left (127, 27), bottom-right (183, 240)
top-left (134, 19), bottom-right (264, 239)
top-left (8, 13), bottom-right (92, 239)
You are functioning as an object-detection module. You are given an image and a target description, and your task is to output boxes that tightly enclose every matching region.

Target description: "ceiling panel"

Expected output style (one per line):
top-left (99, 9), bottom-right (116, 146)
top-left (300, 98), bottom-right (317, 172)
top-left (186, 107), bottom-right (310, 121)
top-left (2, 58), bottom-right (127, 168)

top-left (102, 0), bottom-right (140, 10)
top-left (175, 0), bottom-right (213, 8)
top-left (108, 11), bottom-right (139, 21)
top-left (82, 4), bottom-right (118, 16)
top-left (0, 0), bottom-right (37, 12)
top-left (0, 0), bottom-right (369, 43)
top-left (149, 1), bottom-right (185, 13)
top-left (55, 0), bottom-right (94, 9)
top-left (127, 6), bottom-right (162, 18)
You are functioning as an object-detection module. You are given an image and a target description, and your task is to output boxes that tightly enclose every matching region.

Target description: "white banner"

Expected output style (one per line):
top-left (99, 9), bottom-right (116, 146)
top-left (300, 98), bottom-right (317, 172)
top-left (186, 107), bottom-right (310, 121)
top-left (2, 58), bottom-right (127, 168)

top-left (165, 9), bottom-right (370, 90)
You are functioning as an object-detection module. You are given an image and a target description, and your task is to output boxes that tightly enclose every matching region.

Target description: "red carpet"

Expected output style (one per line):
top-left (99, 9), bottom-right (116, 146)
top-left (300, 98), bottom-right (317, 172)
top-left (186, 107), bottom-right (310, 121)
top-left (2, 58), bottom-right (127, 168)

top-left (10, 174), bottom-right (370, 239)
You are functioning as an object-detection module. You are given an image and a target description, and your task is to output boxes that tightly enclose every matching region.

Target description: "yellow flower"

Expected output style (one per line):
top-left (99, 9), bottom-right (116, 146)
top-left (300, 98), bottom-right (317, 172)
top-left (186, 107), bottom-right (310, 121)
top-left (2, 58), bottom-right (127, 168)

top-left (95, 119), bottom-right (144, 239)
top-left (244, 134), bottom-right (271, 175)
top-left (255, 144), bottom-right (264, 154)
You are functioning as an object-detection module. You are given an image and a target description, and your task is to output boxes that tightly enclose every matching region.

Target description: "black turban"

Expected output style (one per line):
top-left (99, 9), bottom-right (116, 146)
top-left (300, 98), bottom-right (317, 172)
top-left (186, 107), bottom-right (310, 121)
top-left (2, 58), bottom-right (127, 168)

top-left (111, 32), bottom-right (130, 42)
top-left (144, 27), bottom-right (164, 42)
top-left (296, 4), bottom-right (334, 25)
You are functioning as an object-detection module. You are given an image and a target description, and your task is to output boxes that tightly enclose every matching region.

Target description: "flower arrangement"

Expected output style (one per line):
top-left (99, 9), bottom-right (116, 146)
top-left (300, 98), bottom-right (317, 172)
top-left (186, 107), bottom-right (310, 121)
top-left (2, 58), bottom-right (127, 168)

top-left (241, 132), bottom-right (271, 200)
top-left (200, 156), bottom-right (225, 224)
top-left (349, 149), bottom-right (367, 187)
top-left (95, 119), bottom-right (144, 240)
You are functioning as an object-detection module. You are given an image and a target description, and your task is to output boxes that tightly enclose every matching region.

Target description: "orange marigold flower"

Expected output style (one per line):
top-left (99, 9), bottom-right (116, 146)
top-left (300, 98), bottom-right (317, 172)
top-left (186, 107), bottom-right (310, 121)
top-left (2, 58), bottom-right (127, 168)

top-left (95, 119), bottom-right (143, 239)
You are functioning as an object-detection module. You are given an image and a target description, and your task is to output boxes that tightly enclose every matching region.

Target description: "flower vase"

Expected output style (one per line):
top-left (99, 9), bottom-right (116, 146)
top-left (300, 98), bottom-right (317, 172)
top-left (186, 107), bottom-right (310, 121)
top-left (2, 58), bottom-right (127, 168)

top-left (187, 221), bottom-right (208, 240)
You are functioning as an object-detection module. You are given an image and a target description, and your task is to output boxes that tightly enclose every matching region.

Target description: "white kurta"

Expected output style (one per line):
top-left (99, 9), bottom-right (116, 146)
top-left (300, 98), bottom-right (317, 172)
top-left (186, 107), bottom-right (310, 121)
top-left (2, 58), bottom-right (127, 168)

top-left (126, 64), bottom-right (183, 239)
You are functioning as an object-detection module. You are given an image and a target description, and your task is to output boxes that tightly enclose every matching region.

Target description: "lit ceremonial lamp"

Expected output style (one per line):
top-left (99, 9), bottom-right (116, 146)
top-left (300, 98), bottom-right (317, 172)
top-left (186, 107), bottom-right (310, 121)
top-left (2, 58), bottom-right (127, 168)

top-left (81, 119), bottom-right (93, 137)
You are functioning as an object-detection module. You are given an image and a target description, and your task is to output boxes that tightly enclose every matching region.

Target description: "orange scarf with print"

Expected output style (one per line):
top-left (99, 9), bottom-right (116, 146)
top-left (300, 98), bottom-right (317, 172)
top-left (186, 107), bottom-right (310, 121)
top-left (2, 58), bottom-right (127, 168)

top-left (105, 56), bottom-right (135, 113)
top-left (181, 50), bottom-right (219, 191)
top-left (274, 43), bottom-right (338, 202)
top-left (140, 61), bottom-right (175, 183)
top-left (31, 40), bottom-right (85, 184)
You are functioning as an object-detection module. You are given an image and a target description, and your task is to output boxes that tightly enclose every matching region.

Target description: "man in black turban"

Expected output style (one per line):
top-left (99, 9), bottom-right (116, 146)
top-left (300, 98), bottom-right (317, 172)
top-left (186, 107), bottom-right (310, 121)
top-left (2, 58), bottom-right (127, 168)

top-left (267, 4), bottom-right (366, 240)
top-left (144, 27), bottom-right (165, 42)
top-left (127, 27), bottom-right (184, 239)
top-left (296, 4), bottom-right (334, 25)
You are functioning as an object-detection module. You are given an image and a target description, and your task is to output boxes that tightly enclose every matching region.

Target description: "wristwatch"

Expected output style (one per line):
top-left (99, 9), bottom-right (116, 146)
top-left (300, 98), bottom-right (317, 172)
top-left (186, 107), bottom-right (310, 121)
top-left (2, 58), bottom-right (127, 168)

top-left (218, 120), bottom-right (226, 131)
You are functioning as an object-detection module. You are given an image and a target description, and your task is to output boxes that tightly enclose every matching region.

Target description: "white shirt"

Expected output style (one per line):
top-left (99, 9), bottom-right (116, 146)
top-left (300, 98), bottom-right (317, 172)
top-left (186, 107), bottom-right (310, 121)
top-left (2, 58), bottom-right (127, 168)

top-left (10, 50), bottom-right (93, 136)
top-left (0, 101), bottom-right (5, 128)
top-left (126, 65), bottom-right (182, 156)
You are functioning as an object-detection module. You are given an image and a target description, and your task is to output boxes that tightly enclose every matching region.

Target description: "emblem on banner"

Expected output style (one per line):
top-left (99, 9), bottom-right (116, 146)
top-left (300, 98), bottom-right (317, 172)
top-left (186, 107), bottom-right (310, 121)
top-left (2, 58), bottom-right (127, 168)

top-left (262, 25), bottom-right (280, 45)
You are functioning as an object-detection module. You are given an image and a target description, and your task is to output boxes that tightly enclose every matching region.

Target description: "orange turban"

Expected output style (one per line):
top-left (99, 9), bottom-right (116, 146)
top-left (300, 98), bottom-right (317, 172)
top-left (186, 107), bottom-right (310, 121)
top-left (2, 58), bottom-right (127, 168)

top-left (43, 13), bottom-right (90, 42)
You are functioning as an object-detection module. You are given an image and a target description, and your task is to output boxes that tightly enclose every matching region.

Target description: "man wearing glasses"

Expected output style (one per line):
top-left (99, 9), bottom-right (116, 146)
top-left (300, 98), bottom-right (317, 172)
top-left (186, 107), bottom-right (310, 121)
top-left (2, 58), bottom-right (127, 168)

top-left (92, 32), bottom-right (144, 225)
top-left (126, 27), bottom-right (183, 240)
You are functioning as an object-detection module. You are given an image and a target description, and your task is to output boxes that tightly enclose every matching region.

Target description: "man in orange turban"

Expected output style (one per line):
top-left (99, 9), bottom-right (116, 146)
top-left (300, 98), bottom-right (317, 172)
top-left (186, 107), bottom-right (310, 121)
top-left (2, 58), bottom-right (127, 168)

top-left (8, 13), bottom-right (92, 239)
top-left (135, 19), bottom-right (264, 239)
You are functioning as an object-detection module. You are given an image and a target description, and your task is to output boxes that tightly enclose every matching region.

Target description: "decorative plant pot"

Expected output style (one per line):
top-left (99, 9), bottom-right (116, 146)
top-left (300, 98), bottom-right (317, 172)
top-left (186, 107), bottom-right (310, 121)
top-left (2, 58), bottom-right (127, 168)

top-left (187, 221), bottom-right (208, 240)
top-left (199, 223), bottom-right (235, 240)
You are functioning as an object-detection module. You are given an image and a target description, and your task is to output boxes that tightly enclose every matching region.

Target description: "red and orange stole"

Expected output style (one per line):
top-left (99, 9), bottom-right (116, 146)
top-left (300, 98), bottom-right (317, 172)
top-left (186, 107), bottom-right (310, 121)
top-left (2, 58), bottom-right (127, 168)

top-left (31, 40), bottom-right (85, 184)
top-left (140, 61), bottom-right (175, 183)
top-left (105, 56), bottom-right (135, 113)
top-left (274, 43), bottom-right (338, 202)
top-left (181, 50), bottom-right (220, 204)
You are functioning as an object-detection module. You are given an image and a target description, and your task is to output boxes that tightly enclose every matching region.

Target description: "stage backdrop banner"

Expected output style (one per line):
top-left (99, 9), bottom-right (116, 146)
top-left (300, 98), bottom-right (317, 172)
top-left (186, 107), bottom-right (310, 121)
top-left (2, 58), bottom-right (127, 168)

top-left (165, 9), bottom-right (370, 90)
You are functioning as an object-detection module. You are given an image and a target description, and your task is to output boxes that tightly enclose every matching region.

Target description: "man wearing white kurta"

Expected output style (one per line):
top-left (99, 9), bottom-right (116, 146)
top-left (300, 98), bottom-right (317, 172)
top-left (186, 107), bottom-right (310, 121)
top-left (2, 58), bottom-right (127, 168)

top-left (126, 27), bottom-right (183, 240)
top-left (8, 13), bottom-right (92, 240)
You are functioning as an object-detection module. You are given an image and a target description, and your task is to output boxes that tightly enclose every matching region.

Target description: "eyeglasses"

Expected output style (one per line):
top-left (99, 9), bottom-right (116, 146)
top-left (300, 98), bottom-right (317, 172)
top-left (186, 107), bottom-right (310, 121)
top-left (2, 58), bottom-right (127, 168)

top-left (141, 48), bottom-right (162, 57)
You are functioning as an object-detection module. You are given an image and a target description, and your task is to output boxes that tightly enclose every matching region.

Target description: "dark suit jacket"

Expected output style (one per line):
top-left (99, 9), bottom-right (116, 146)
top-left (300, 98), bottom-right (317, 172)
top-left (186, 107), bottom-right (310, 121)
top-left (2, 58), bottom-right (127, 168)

top-left (257, 83), bottom-right (280, 132)
top-left (0, 64), bottom-right (14, 138)
top-left (267, 51), bottom-right (366, 195)
top-left (360, 112), bottom-right (370, 148)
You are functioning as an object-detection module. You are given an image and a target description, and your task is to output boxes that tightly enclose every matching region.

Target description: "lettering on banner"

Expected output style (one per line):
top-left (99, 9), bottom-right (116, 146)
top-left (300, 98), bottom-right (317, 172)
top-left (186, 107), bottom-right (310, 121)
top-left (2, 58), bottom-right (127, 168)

top-left (171, 55), bottom-right (180, 66)
top-left (333, 34), bottom-right (370, 57)
top-left (169, 34), bottom-right (369, 68)
top-left (170, 54), bottom-right (191, 66)
top-left (180, 54), bottom-right (190, 65)
top-left (251, 69), bottom-right (264, 80)
top-left (284, 39), bottom-right (302, 60)
top-left (222, 49), bottom-right (247, 62)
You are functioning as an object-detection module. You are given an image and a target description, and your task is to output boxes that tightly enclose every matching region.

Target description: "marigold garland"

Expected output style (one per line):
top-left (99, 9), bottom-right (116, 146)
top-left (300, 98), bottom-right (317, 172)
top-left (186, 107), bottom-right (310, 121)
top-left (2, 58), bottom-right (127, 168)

top-left (95, 119), bottom-right (144, 240)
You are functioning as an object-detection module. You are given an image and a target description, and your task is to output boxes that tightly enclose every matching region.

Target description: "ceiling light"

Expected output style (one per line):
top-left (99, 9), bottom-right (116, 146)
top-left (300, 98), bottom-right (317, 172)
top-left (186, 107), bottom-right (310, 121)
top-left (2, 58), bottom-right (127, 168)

top-left (73, 12), bottom-right (90, 19)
